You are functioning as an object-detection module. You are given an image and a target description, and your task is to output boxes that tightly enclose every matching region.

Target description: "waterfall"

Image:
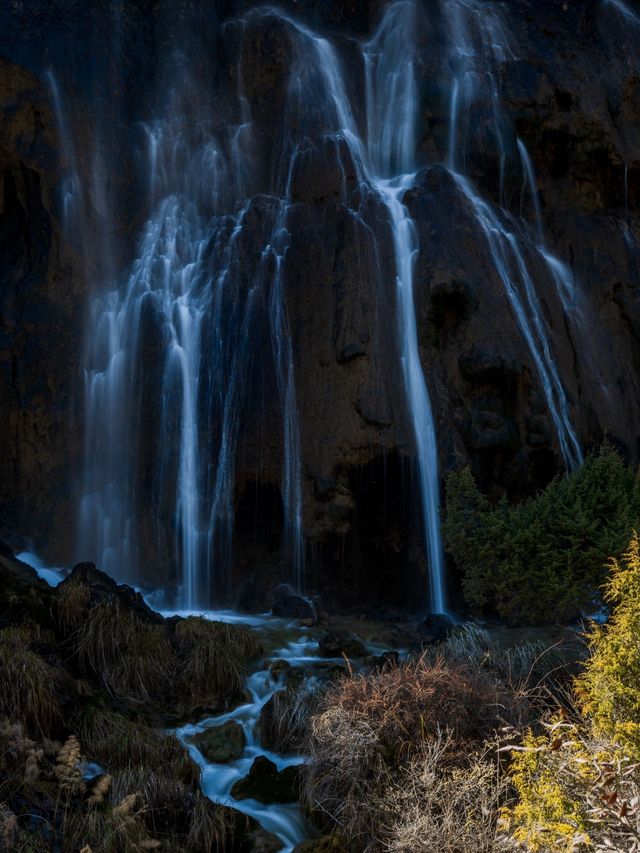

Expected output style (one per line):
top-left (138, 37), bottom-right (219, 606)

top-left (74, 2), bottom-right (449, 611)
top-left (78, 111), bottom-right (241, 603)
top-left (63, 0), bottom-right (596, 611)
top-left (46, 72), bottom-right (82, 237)
top-left (443, 0), bottom-right (583, 472)
top-left (517, 138), bottom-right (544, 246)
top-left (453, 174), bottom-right (583, 471)
top-left (605, 0), bottom-right (640, 24)
top-left (444, 0), bottom-right (512, 192)
top-left (264, 211), bottom-right (305, 594)
top-left (378, 180), bottom-right (446, 612)
top-left (364, 1), bottom-right (446, 612)
top-left (76, 41), bottom-right (313, 603)
top-left (287, 2), bottom-right (447, 611)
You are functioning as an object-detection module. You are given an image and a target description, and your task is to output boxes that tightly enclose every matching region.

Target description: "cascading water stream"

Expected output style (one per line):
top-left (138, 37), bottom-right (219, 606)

top-left (289, 2), bottom-right (448, 612)
top-left (363, 1), bottom-right (446, 612)
top-left (444, 0), bottom-right (512, 198)
top-left (605, 0), bottom-right (640, 23)
top-left (443, 0), bottom-right (583, 472)
top-left (46, 71), bottom-right (81, 234)
top-left (378, 180), bottom-right (445, 612)
top-left (265, 225), bottom-right (305, 594)
top-left (453, 173), bottom-right (583, 470)
top-left (517, 138), bottom-right (544, 246)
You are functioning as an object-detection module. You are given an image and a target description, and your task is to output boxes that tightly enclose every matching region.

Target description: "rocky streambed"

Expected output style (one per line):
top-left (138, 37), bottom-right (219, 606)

top-left (11, 549), bottom-right (428, 852)
top-left (160, 609), bottom-right (403, 851)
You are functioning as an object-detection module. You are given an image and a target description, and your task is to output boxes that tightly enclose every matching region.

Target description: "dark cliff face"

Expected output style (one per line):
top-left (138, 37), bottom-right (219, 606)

top-left (1, 0), bottom-right (639, 610)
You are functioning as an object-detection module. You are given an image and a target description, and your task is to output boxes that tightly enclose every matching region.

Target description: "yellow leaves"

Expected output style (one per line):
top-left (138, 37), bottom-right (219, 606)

top-left (576, 532), bottom-right (640, 762)
top-left (502, 722), bottom-right (595, 852)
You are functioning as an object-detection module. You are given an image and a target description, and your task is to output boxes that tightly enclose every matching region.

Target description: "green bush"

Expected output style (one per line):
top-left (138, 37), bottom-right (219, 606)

top-left (443, 445), bottom-right (640, 623)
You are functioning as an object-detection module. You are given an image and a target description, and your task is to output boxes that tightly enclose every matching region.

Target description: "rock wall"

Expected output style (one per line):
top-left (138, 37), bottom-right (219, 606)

top-left (1, 0), bottom-right (639, 609)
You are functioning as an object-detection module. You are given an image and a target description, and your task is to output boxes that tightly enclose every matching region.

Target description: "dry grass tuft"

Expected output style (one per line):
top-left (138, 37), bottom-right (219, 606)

top-left (54, 734), bottom-right (83, 794)
top-left (173, 617), bottom-right (261, 709)
top-left (186, 795), bottom-right (235, 852)
top-left (55, 580), bottom-right (91, 633)
top-left (60, 791), bottom-right (157, 853)
top-left (86, 773), bottom-right (112, 806)
top-left (75, 603), bottom-right (175, 703)
top-left (381, 731), bottom-right (515, 853)
top-left (261, 680), bottom-right (320, 752)
top-left (108, 768), bottom-right (237, 852)
top-left (0, 627), bottom-right (61, 736)
top-left (77, 706), bottom-right (199, 787)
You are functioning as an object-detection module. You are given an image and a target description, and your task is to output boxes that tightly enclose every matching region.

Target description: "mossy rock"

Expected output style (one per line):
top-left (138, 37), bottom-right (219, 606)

top-left (293, 832), bottom-right (346, 852)
top-left (231, 755), bottom-right (300, 804)
top-left (0, 544), bottom-right (54, 628)
top-left (317, 630), bottom-right (366, 658)
top-left (243, 827), bottom-right (283, 852)
top-left (191, 720), bottom-right (246, 763)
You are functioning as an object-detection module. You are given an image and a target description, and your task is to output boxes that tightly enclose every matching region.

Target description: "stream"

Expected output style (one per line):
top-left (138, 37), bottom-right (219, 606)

top-left (167, 608), bottom-right (390, 851)
top-left (18, 551), bottom-right (390, 851)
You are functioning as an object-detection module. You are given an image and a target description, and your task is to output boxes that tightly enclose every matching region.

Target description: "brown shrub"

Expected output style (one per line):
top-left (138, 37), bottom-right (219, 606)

top-left (303, 656), bottom-right (515, 851)
top-left (318, 656), bottom-right (507, 761)
top-left (382, 732), bottom-right (515, 853)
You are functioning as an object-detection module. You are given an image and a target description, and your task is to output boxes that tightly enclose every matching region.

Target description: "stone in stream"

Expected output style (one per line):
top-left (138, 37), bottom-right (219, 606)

top-left (244, 827), bottom-right (283, 853)
top-left (269, 658), bottom-right (291, 678)
top-left (421, 613), bottom-right (455, 642)
top-left (317, 630), bottom-right (366, 659)
top-left (363, 650), bottom-right (400, 670)
top-left (293, 833), bottom-right (346, 852)
top-left (190, 720), bottom-right (246, 763)
top-left (271, 584), bottom-right (316, 622)
top-left (231, 755), bottom-right (300, 804)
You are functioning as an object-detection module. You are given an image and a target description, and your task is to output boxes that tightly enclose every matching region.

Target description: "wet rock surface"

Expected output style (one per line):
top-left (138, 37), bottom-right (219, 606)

top-left (317, 630), bottom-right (367, 659)
top-left (271, 584), bottom-right (316, 621)
top-left (1, 0), bottom-right (640, 614)
top-left (0, 546), bottom-right (292, 852)
top-left (231, 755), bottom-right (300, 804)
top-left (190, 720), bottom-right (246, 763)
top-left (293, 835), bottom-right (347, 853)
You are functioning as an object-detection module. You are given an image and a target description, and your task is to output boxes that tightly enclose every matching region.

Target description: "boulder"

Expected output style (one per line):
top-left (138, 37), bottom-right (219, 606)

top-left (243, 827), bottom-right (283, 852)
top-left (317, 630), bottom-right (366, 659)
top-left (59, 562), bottom-right (163, 625)
top-left (0, 541), bottom-right (53, 628)
top-left (271, 585), bottom-right (316, 622)
top-left (420, 613), bottom-right (455, 643)
top-left (219, 804), bottom-right (283, 853)
top-left (190, 720), bottom-right (246, 764)
top-left (293, 832), bottom-right (346, 852)
top-left (231, 756), bottom-right (300, 804)
top-left (269, 659), bottom-right (291, 678)
top-left (364, 650), bottom-right (400, 670)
